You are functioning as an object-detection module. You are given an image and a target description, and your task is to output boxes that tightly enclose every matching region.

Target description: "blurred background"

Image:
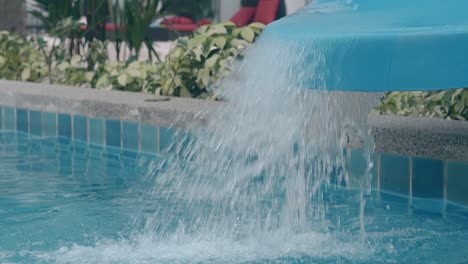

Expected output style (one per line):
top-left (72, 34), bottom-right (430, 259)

top-left (0, 0), bottom-right (313, 36)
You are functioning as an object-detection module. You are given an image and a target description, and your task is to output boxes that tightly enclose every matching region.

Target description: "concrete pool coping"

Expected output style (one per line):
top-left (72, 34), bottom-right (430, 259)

top-left (369, 113), bottom-right (468, 161)
top-left (0, 80), bottom-right (220, 128)
top-left (1, 80), bottom-right (467, 161)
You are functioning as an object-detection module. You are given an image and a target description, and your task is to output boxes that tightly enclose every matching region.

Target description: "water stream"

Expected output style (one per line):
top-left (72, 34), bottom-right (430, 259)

top-left (131, 32), bottom-right (381, 249)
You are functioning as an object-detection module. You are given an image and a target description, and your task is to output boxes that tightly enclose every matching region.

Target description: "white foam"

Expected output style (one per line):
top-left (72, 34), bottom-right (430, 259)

top-left (30, 232), bottom-right (374, 264)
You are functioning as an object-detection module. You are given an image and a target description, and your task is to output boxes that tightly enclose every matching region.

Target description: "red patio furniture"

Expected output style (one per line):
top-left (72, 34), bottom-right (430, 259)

top-left (163, 0), bottom-right (281, 33)
top-left (230, 6), bottom-right (257, 27)
top-left (104, 23), bottom-right (126, 31)
top-left (253, 0), bottom-right (280, 25)
top-left (161, 16), bottom-right (212, 32)
top-left (230, 0), bottom-right (281, 27)
top-left (106, 0), bottom-right (282, 36)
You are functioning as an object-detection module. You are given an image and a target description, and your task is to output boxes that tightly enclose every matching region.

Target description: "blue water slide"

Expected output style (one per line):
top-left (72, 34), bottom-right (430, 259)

top-left (265, 0), bottom-right (468, 91)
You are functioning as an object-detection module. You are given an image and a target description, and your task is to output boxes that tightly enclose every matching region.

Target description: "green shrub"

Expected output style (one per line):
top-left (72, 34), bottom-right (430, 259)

top-left (0, 32), bottom-right (48, 82)
top-left (155, 22), bottom-right (265, 98)
top-left (0, 21), bottom-right (265, 99)
top-left (79, 22), bottom-right (265, 96)
top-left (52, 55), bottom-right (94, 86)
top-left (93, 61), bottom-right (160, 93)
top-left (376, 89), bottom-right (468, 121)
top-left (52, 40), bottom-right (108, 86)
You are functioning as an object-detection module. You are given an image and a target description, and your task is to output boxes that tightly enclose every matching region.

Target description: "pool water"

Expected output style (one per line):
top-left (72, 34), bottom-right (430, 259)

top-left (0, 131), bottom-right (155, 262)
top-left (1, 131), bottom-right (468, 264)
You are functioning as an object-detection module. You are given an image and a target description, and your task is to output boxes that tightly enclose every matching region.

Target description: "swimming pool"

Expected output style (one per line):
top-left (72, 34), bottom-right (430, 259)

top-left (1, 123), bottom-right (468, 263)
top-left (1, 74), bottom-right (468, 263)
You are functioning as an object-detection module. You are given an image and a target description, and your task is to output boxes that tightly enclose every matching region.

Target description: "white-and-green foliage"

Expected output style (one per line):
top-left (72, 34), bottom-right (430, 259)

top-left (77, 22), bottom-right (265, 96)
top-left (155, 22), bottom-right (265, 97)
top-left (0, 21), bottom-right (264, 99)
top-left (93, 61), bottom-right (160, 92)
top-left (0, 32), bottom-right (48, 82)
top-left (376, 89), bottom-right (468, 121)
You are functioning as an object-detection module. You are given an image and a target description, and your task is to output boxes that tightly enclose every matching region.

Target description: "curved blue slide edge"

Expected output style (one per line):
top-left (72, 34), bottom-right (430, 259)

top-left (265, 0), bottom-right (468, 92)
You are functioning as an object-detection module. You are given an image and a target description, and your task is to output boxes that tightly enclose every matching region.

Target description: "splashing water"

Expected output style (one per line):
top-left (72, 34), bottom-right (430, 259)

top-left (129, 32), bottom-right (381, 251)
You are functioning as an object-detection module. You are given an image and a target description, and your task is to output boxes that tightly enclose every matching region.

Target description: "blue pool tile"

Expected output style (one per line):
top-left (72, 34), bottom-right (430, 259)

top-left (87, 144), bottom-right (105, 162)
top-left (42, 112), bottom-right (57, 137)
top-left (58, 154), bottom-right (72, 177)
top-left (141, 124), bottom-right (158, 153)
top-left (16, 109), bottom-right (28, 133)
top-left (348, 149), bottom-right (366, 187)
top-left (29, 111), bottom-right (42, 136)
top-left (160, 126), bottom-right (176, 151)
top-left (71, 143), bottom-right (88, 176)
top-left (58, 113), bottom-right (72, 138)
top-left (123, 121), bottom-right (139, 151)
top-left (72, 141), bottom-right (88, 155)
top-left (73, 115), bottom-right (88, 142)
top-left (412, 157), bottom-right (444, 199)
top-left (447, 160), bottom-right (468, 206)
top-left (379, 191), bottom-right (410, 206)
top-left (292, 143), bottom-right (299, 155)
top-left (348, 149), bottom-right (377, 189)
top-left (380, 153), bottom-right (410, 196)
top-left (122, 150), bottom-right (139, 159)
top-left (0, 107), bottom-right (3, 129)
top-left (105, 119), bottom-right (121, 148)
top-left (3, 107), bottom-right (15, 130)
top-left (16, 160), bottom-right (31, 172)
top-left (89, 118), bottom-right (104, 145)
top-left (410, 197), bottom-right (445, 214)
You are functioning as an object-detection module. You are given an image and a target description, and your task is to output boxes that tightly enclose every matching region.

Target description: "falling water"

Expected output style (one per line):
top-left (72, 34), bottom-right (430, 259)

top-left (128, 28), bottom-right (381, 257)
top-left (32, 3), bottom-right (384, 261)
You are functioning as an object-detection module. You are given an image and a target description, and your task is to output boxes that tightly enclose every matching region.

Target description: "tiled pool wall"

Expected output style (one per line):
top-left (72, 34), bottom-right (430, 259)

top-left (1, 105), bottom-right (467, 208)
top-left (347, 148), bottom-right (468, 207)
top-left (0, 106), bottom-right (174, 154)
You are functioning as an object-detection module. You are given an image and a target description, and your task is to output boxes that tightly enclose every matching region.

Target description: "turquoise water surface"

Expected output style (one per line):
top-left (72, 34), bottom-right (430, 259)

top-left (1, 131), bottom-right (468, 263)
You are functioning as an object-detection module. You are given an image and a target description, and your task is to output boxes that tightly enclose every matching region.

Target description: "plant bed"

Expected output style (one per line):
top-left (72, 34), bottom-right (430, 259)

top-left (0, 22), bottom-right (265, 98)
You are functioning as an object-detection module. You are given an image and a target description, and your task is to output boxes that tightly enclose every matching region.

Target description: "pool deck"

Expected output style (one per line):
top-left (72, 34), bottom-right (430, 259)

top-left (1, 80), bottom-right (467, 161)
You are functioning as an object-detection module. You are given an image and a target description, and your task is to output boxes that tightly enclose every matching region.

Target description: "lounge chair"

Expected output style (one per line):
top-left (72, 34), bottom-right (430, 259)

top-left (164, 0), bottom-right (283, 33)
top-left (231, 0), bottom-right (282, 26)
top-left (161, 16), bottom-right (211, 33)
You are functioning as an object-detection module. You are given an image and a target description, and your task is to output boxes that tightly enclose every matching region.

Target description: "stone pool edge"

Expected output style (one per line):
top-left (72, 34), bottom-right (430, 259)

top-left (1, 80), bottom-right (467, 162)
top-left (369, 113), bottom-right (468, 161)
top-left (0, 80), bottom-right (220, 128)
